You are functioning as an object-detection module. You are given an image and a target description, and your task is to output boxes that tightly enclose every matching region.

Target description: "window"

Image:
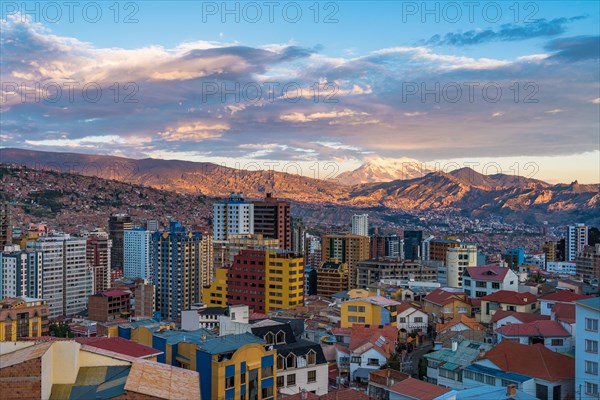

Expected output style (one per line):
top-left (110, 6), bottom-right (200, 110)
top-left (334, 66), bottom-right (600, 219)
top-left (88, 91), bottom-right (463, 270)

top-left (277, 355), bottom-right (284, 370)
top-left (307, 370), bottom-right (316, 383)
top-left (358, 306), bottom-right (365, 312)
top-left (399, 317), bottom-right (406, 323)
top-left (414, 317), bottom-right (423, 323)
top-left (476, 281), bottom-right (487, 288)
top-left (531, 303), bottom-right (536, 310)
top-left (307, 350), bottom-right (316, 365)
top-left (475, 291), bottom-right (487, 298)
top-left (550, 339), bottom-right (563, 346)
top-left (262, 386), bottom-right (274, 398)
top-left (458, 307), bottom-right (468, 314)
top-left (464, 370), bottom-right (473, 380)
top-left (241, 372), bottom-right (246, 385)
top-left (485, 375), bottom-right (495, 385)
top-left (585, 339), bottom-right (599, 353)
top-left (348, 305), bottom-right (357, 312)
top-left (585, 361), bottom-right (599, 375)
top-left (262, 365), bottom-right (273, 378)
top-left (286, 354), bottom-right (296, 369)
top-left (276, 330), bottom-right (286, 344)
top-left (586, 318), bottom-right (599, 332)
top-left (277, 375), bottom-right (284, 387)
top-left (367, 358), bottom-right (379, 366)
top-left (492, 282), bottom-right (500, 289)
top-left (536, 384), bottom-right (548, 400)
top-left (351, 356), bottom-right (361, 364)
top-left (225, 376), bottom-right (235, 389)
top-left (443, 307), bottom-right (452, 313)
top-left (287, 374), bottom-right (296, 386)
top-left (585, 382), bottom-right (599, 396)
top-left (265, 332), bottom-right (274, 345)
top-left (464, 279), bottom-right (471, 286)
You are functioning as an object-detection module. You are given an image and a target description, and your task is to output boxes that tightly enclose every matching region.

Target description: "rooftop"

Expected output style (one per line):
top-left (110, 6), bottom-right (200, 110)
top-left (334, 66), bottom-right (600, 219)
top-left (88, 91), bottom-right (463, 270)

top-left (483, 341), bottom-right (575, 382)
top-left (552, 303), bottom-right (576, 324)
top-left (424, 339), bottom-right (492, 368)
top-left (540, 291), bottom-right (592, 302)
top-left (496, 320), bottom-right (570, 338)
top-left (457, 384), bottom-right (538, 400)
top-left (480, 290), bottom-right (537, 305)
top-left (464, 265), bottom-right (511, 282)
top-left (389, 377), bottom-right (452, 400)
top-left (75, 337), bottom-right (162, 358)
top-left (196, 332), bottom-right (266, 355)
top-left (346, 295), bottom-right (400, 307)
top-left (490, 310), bottom-right (550, 324)
top-left (124, 360), bottom-right (201, 399)
top-left (576, 296), bottom-right (600, 311)
top-left (424, 288), bottom-right (467, 306)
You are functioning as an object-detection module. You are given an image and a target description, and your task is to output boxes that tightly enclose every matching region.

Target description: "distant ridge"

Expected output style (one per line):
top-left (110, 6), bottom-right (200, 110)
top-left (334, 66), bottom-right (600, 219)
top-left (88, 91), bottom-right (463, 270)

top-left (1, 148), bottom-right (598, 223)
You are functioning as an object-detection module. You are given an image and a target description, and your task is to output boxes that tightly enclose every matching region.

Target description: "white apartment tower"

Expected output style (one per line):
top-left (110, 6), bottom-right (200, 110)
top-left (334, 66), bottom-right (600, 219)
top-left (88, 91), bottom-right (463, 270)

top-left (351, 214), bottom-right (369, 237)
top-left (213, 193), bottom-right (254, 240)
top-left (446, 243), bottom-right (478, 288)
top-left (124, 228), bottom-right (152, 280)
top-left (567, 223), bottom-right (588, 261)
top-left (28, 234), bottom-right (88, 318)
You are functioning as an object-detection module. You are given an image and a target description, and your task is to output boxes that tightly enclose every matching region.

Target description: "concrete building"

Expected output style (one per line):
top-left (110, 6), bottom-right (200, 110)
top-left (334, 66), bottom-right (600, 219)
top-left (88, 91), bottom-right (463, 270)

top-left (213, 192), bottom-right (254, 240)
top-left (321, 234), bottom-right (369, 289)
top-left (123, 228), bottom-right (151, 280)
top-left (88, 289), bottom-right (131, 323)
top-left (253, 193), bottom-right (291, 250)
top-left (575, 244), bottom-right (600, 282)
top-left (199, 231), bottom-right (214, 289)
top-left (479, 291), bottom-right (539, 324)
top-left (0, 202), bottom-right (12, 251)
top-left (356, 259), bottom-right (437, 289)
top-left (446, 244), bottom-right (478, 288)
top-left (213, 234), bottom-right (279, 270)
top-left (575, 297), bottom-right (600, 400)
top-left (340, 296), bottom-right (400, 328)
top-left (403, 230), bottom-right (423, 261)
top-left (133, 282), bottom-right (155, 318)
top-left (546, 261), bottom-right (576, 275)
top-left (152, 222), bottom-right (202, 320)
top-left (567, 223), bottom-right (588, 262)
top-left (351, 214), bottom-right (369, 237)
top-left (0, 245), bottom-right (42, 299)
top-left (315, 261), bottom-right (349, 297)
top-left (396, 303), bottom-right (428, 334)
top-left (462, 265), bottom-right (518, 298)
top-left (108, 213), bottom-right (132, 272)
top-left (27, 234), bottom-right (88, 318)
top-left (86, 231), bottom-right (112, 294)
top-left (0, 297), bottom-right (49, 340)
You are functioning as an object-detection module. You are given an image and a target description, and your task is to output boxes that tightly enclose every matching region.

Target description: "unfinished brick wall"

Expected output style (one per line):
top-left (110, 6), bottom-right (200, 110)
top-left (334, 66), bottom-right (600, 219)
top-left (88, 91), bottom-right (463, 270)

top-left (0, 358), bottom-right (42, 399)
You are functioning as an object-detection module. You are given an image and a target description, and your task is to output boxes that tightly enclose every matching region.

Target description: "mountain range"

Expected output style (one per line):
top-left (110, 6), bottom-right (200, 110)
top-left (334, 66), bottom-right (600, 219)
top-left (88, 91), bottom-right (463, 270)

top-left (1, 148), bottom-right (598, 224)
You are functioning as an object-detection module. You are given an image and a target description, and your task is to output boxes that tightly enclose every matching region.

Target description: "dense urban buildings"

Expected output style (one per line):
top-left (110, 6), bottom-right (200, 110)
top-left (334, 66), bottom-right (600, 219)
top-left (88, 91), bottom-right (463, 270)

top-left (123, 227), bottom-right (151, 280)
top-left (321, 233), bottom-right (370, 288)
top-left (351, 213), bottom-right (369, 237)
top-left (0, 203), bottom-right (11, 251)
top-left (403, 230), bottom-right (423, 260)
top-left (253, 193), bottom-right (291, 250)
top-left (86, 230), bottom-right (112, 294)
top-left (108, 213), bottom-right (132, 272)
top-left (153, 222), bottom-right (202, 320)
top-left (355, 259), bottom-right (437, 288)
top-left (567, 223), bottom-right (588, 261)
top-left (576, 244), bottom-right (600, 282)
top-left (213, 192), bottom-right (254, 240)
top-left (0, 297), bottom-right (49, 340)
top-left (88, 289), bottom-right (131, 322)
top-left (0, 245), bottom-right (42, 299)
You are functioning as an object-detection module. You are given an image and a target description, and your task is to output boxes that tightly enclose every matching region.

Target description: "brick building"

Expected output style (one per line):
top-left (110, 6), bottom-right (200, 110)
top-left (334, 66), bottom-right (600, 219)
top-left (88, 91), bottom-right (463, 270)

top-left (88, 289), bottom-right (131, 322)
top-left (0, 297), bottom-right (49, 341)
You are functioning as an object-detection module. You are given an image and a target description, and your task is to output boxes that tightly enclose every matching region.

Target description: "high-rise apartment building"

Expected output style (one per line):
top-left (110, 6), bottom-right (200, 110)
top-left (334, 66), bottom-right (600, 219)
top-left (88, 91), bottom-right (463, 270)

top-left (86, 231), bottom-right (112, 294)
top-left (213, 193), bottom-right (254, 240)
top-left (576, 244), bottom-right (600, 282)
top-left (351, 214), bottom-right (369, 237)
top-left (28, 234), bottom-right (88, 318)
top-left (153, 222), bottom-right (201, 320)
top-left (146, 219), bottom-right (159, 232)
top-left (291, 217), bottom-right (306, 256)
top-left (199, 230), bottom-right (214, 289)
top-left (567, 223), bottom-right (588, 261)
top-left (429, 238), bottom-right (461, 262)
top-left (321, 234), bottom-right (369, 289)
top-left (134, 282), bottom-right (155, 318)
top-left (212, 234), bottom-right (279, 270)
top-left (403, 230), bottom-right (423, 261)
top-left (124, 228), bottom-right (151, 280)
top-left (108, 213), bottom-right (132, 271)
top-left (315, 261), bottom-right (349, 297)
top-left (253, 193), bottom-right (291, 250)
top-left (543, 241), bottom-right (557, 267)
top-left (370, 234), bottom-right (403, 259)
top-left (0, 245), bottom-right (42, 299)
top-left (0, 203), bottom-right (11, 251)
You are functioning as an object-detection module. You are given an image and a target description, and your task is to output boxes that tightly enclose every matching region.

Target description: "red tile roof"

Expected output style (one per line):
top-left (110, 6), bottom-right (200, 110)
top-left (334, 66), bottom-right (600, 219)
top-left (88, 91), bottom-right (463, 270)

top-left (540, 291), bottom-right (592, 303)
top-left (484, 341), bottom-right (574, 382)
top-left (349, 324), bottom-right (398, 359)
top-left (389, 377), bottom-right (452, 400)
top-left (396, 302), bottom-right (416, 314)
top-left (437, 315), bottom-right (485, 333)
top-left (496, 320), bottom-right (570, 337)
top-left (490, 310), bottom-right (550, 324)
top-left (552, 303), bottom-right (576, 324)
top-left (480, 290), bottom-right (537, 305)
top-left (75, 337), bottom-right (162, 358)
top-left (424, 288), bottom-right (467, 306)
top-left (319, 389), bottom-right (371, 400)
top-left (464, 265), bottom-right (510, 282)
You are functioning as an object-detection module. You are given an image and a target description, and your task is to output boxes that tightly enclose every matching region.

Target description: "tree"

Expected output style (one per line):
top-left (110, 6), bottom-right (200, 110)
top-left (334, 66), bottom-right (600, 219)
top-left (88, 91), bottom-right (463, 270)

top-left (49, 323), bottom-right (74, 338)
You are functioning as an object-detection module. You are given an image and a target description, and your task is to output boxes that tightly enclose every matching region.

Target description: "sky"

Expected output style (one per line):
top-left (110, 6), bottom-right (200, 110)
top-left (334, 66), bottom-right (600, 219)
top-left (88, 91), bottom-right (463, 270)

top-left (1, 1), bottom-right (599, 183)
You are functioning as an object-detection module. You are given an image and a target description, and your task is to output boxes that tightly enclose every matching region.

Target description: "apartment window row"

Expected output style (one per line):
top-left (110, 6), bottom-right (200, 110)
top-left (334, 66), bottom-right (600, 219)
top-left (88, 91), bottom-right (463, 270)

top-left (347, 305), bottom-right (366, 313)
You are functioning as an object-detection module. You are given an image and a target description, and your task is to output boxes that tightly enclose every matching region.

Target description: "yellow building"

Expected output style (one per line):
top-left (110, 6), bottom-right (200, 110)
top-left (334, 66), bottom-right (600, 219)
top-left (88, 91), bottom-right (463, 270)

top-left (340, 296), bottom-right (400, 328)
top-left (315, 260), bottom-right (349, 297)
top-left (479, 290), bottom-right (539, 323)
top-left (321, 234), bottom-right (370, 288)
top-left (265, 250), bottom-right (304, 312)
top-left (0, 297), bottom-right (49, 341)
top-left (202, 267), bottom-right (229, 306)
top-left (423, 288), bottom-right (472, 322)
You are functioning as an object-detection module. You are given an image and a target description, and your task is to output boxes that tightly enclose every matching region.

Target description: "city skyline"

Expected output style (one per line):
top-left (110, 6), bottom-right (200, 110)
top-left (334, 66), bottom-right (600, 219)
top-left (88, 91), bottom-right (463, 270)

top-left (1, 2), bottom-right (599, 183)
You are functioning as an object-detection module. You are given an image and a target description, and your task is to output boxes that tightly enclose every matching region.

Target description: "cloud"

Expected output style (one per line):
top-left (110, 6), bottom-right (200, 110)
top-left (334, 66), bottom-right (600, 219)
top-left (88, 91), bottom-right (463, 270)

top-left (545, 35), bottom-right (600, 61)
top-left (158, 122), bottom-right (229, 142)
top-left (545, 109), bottom-right (564, 114)
top-left (279, 109), bottom-right (369, 123)
top-left (425, 17), bottom-right (586, 46)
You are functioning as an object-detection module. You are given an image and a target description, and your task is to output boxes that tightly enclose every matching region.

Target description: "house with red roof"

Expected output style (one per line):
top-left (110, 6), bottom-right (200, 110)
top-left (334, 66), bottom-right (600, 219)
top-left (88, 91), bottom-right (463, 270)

top-left (343, 324), bottom-right (398, 383)
top-left (388, 377), bottom-right (456, 400)
top-left (396, 302), bottom-right (428, 334)
top-left (464, 341), bottom-right (575, 400)
top-left (550, 303), bottom-right (576, 337)
top-left (539, 291), bottom-right (592, 316)
top-left (423, 288), bottom-right (471, 323)
top-left (495, 320), bottom-right (573, 353)
top-left (462, 265), bottom-right (519, 298)
top-left (491, 310), bottom-right (550, 331)
top-left (479, 291), bottom-right (539, 324)
top-left (75, 337), bottom-right (163, 361)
